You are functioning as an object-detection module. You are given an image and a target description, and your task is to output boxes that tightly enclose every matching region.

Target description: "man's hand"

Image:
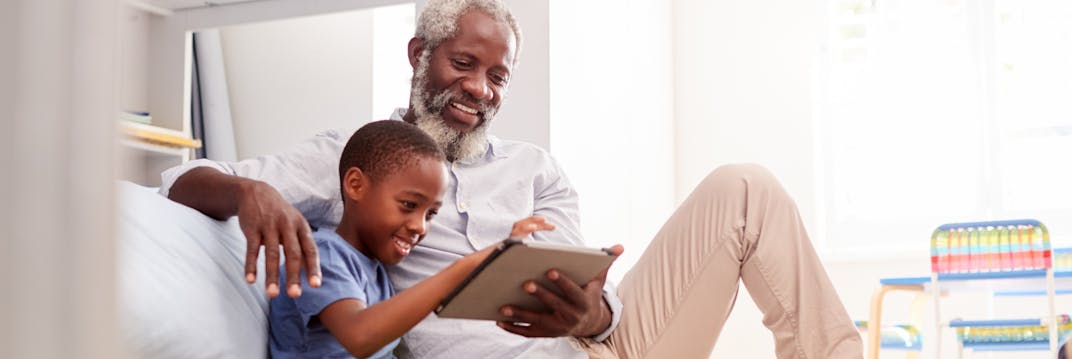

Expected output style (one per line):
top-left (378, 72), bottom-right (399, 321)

top-left (496, 244), bottom-right (625, 338)
top-left (237, 180), bottom-right (322, 298)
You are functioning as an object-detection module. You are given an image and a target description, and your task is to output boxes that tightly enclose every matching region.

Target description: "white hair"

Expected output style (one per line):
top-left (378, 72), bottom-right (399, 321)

top-left (415, 0), bottom-right (522, 66)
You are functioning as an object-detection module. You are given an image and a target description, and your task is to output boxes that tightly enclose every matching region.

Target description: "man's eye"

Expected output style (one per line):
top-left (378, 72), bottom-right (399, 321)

top-left (452, 59), bottom-right (471, 68)
top-left (490, 74), bottom-right (507, 86)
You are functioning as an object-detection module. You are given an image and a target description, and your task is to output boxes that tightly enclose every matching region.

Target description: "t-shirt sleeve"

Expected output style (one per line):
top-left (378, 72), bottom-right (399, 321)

top-left (291, 243), bottom-right (369, 327)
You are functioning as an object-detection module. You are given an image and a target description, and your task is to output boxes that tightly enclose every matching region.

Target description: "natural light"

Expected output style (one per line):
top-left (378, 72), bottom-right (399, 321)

top-left (818, 0), bottom-right (1072, 252)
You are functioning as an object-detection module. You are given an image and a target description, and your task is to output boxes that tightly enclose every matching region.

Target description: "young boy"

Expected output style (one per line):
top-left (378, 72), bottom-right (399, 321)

top-left (268, 120), bottom-right (552, 358)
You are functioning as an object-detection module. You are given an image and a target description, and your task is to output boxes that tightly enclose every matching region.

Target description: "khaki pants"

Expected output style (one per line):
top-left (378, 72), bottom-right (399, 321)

top-left (581, 164), bottom-right (862, 359)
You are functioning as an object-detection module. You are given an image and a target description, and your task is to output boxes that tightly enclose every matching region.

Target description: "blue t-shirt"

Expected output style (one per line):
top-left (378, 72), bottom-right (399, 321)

top-left (269, 228), bottom-right (398, 359)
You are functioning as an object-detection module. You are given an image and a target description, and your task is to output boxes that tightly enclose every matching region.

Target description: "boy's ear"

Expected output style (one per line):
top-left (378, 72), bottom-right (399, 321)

top-left (342, 167), bottom-right (369, 202)
top-left (408, 37), bottom-right (425, 69)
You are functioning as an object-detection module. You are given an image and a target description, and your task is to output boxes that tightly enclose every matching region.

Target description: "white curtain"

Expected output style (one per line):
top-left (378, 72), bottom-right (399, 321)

top-left (0, 0), bottom-right (127, 357)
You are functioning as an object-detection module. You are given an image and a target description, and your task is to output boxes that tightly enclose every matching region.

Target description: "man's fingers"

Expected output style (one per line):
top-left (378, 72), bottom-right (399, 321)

top-left (242, 228), bottom-right (262, 284)
top-left (263, 230), bottom-right (281, 298)
top-left (282, 229), bottom-right (303, 298)
top-left (606, 244), bottom-right (624, 257)
top-left (593, 244), bottom-right (625, 283)
top-left (496, 321), bottom-right (549, 338)
top-left (298, 223), bottom-right (321, 288)
top-left (523, 280), bottom-right (571, 311)
top-left (495, 321), bottom-right (540, 338)
top-left (546, 270), bottom-right (587, 304)
top-left (500, 306), bottom-right (544, 327)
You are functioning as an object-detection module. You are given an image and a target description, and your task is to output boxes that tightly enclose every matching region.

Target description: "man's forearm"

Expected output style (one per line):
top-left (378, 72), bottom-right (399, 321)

top-left (167, 167), bottom-right (250, 220)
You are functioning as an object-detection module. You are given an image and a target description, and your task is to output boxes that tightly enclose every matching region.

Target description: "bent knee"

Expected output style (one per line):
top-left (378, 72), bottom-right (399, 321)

top-left (687, 164), bottom-right (789, 203)
top-left (701, 163), bottom-right (778, 189)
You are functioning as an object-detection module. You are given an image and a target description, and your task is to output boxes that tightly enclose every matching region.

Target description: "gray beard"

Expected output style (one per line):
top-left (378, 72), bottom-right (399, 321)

top-left (409, 55), bottom-right (494, 162)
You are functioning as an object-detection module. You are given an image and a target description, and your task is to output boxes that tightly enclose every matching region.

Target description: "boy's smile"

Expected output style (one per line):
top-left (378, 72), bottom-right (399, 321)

top-left (343, 156), bottom-right (448, 265)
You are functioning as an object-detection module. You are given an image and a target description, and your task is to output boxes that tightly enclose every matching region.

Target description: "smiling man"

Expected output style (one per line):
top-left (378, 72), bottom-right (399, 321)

top-left (403, 5), bottom-right (516, 162)
top-left (161, 0), bottom-right (863, 358)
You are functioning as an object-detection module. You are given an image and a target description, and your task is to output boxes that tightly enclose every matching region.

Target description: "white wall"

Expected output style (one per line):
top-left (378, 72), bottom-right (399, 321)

top-left (484, 0), bottom-right (551, 149)
top-left (548, 0), bottom-right (675, 283)
top-left (219, 10), bottom-right (375, 159)
top-left (673, 0), bottom-right (824, 357)
top-left (218, 0), bottom-right (549, 159)
top-left (120, 5), bottom-right (151, 113)
top-left (674, 0), bottom-right (821, 228)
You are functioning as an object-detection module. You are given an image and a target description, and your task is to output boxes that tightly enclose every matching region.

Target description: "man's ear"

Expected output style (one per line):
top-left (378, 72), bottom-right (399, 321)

top-left (342, 167), bottom-right (369, 202)
top-left (408, 37), bottom-right (425, 69)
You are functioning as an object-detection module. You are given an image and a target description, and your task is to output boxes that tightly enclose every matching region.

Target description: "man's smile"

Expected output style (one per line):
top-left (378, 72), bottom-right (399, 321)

top-left (446, 100), bottom-right (482, 128)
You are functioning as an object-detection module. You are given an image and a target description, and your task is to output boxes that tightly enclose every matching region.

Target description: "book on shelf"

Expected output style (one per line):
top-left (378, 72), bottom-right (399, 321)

top-left (120, 111), bottom-right (152, 125)
top-left (119, 120), bottom-right (202, 149)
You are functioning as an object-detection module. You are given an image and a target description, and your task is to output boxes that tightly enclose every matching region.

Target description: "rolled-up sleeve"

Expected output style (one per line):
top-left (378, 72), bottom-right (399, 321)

top-left (158, 129), bottom-right (350, 228)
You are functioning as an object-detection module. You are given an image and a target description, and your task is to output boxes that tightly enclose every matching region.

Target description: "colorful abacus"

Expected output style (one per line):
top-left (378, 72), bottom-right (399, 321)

top-left (930, 219), bottom-right (1051, 274)
top-left (954, 315), bottom-right (1072, 345)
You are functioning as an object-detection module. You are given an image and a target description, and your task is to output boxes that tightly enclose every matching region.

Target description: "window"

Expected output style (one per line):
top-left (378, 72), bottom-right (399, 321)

top-left (819, 0), bottom-right (1072, 251)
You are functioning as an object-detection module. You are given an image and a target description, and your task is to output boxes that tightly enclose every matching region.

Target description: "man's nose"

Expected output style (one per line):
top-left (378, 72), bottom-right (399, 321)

top-left (461, 74), bottom-right (493, 102)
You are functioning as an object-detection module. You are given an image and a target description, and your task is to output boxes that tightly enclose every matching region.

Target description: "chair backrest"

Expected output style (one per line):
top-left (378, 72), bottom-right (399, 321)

top-left (930, 219), bottom-right (1050, 274)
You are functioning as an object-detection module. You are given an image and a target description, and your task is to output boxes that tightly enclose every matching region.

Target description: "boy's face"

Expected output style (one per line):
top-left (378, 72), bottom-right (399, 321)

top-left (349, 157), bottom-right (448, 265)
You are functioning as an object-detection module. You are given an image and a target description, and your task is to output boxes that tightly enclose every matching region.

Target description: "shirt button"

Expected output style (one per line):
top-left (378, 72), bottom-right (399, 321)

top-left (459, 202), bottom-right (469, 211)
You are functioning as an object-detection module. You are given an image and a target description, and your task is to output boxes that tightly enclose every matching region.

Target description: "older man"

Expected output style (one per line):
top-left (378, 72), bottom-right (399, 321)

top-left (162, 0), bottom-right (863, 357)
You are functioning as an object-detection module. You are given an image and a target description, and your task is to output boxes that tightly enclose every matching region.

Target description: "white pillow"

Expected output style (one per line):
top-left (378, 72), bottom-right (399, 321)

top-left (117, 181), bottom-right (268, 359)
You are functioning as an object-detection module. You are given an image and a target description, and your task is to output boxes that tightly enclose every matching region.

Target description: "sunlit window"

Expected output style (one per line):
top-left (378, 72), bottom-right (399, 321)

top-left (818, 0), bottom-right (1072, 251)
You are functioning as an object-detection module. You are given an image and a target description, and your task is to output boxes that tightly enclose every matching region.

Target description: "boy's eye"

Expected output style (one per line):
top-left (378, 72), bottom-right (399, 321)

top-left (401, 201), bottom-right (417, 209)
top-left (425, 209), bottom-right (439, 220)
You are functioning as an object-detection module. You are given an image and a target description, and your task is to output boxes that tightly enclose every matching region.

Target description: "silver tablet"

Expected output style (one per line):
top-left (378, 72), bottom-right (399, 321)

top-left (435, 239), bottom-right (617, 322)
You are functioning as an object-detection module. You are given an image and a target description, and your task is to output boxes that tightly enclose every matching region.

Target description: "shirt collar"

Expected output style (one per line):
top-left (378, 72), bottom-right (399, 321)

top-left (389, 107), bottom-right (507, 162)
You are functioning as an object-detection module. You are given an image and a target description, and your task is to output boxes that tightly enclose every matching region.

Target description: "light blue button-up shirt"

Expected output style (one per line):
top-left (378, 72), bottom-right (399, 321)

top-left (159, 109), bottom-right (622, 358)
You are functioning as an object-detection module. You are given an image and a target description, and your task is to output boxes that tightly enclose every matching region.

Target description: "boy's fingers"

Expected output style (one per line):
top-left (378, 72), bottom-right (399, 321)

top-left (510, 217), bottom-right (556, 238)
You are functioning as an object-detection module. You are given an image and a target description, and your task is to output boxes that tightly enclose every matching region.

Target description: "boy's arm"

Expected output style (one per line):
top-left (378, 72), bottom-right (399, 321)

top-left (318, 253), bottom-right (482, 358)
top-left (318, 217), bottom-right (553, 358)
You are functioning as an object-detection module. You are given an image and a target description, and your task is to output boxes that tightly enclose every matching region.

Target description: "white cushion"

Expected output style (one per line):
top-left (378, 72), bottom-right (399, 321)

top-left (117, 181), bottom-right (268, 359)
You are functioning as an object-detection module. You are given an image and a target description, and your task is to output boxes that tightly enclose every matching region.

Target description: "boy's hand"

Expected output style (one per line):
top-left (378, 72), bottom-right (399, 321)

top-left (463, 216), bottom-right (557, 269)
top-left (509, 216), bottom-right (556, 239)
top-left (237, 180), bottom-right (322, 298)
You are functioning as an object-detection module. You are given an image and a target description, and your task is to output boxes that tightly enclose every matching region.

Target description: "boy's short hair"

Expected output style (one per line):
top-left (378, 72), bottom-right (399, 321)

top-left (338, 120), bottom-right (446, 191)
